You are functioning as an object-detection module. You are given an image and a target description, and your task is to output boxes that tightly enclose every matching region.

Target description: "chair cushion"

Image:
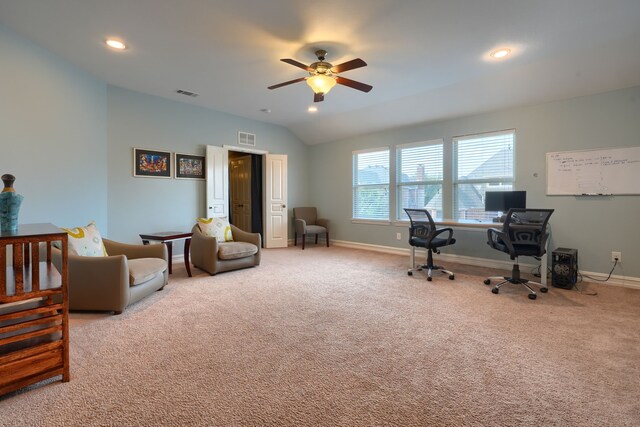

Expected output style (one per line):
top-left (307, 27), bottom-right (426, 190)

top-left (196, 217), bottom-right (233, 241)
top-left (128, 258), bottom-right (167, 286)
top-left (218, 242), bottom-right (258, 260)
top-left (305, 225), bottom-right (327, 235)
top-left (61, 221), bottom-right (108, 257)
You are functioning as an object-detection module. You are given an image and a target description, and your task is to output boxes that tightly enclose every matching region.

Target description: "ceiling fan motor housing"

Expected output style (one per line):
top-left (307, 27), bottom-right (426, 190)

top-left (310, 61), bottom-right (332, 75)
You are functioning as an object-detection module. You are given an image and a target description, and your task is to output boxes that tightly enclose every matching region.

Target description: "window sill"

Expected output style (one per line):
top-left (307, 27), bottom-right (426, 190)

top-left (351, 219), bottom-right (392, 226)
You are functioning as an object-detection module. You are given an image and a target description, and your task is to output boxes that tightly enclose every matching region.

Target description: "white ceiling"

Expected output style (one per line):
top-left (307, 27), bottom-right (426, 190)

top-left (1, 0), bottom-right (640, 145)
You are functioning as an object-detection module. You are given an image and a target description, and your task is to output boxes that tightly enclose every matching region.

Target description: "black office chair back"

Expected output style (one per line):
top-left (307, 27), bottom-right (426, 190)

top-left (404, 208), bottom-right (436, 240)
top-left (497, 208), bottom-right (554, 258)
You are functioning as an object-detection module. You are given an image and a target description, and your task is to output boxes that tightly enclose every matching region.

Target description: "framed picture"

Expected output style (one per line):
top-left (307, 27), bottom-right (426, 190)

top-left (175, 153), bottom-right (206, 180)
top-left (133, 148), bottom-right (172, 178)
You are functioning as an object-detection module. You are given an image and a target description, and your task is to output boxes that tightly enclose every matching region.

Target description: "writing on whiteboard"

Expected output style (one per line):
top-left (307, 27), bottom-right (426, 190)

top-left (546, 147), bottom-right (640, 195)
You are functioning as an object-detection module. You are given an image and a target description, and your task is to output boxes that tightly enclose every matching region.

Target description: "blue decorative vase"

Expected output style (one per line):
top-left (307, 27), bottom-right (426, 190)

top-left (0, 174), bottom-right (24, 233)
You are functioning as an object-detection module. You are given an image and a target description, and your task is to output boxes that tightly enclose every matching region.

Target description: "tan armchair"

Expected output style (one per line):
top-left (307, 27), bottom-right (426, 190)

top-left (52, 239), bottom-right (168, 314)
top-left (190, 224), bottom-right (261, 275)
top-left (293, 207), bottom-right (329, 249)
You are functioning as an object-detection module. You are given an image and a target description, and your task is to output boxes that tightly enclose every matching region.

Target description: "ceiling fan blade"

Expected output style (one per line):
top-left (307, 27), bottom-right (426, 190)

top-left (314, 93), bottom-right (324, 103)
top-left (335, 76), bottom-right (373, 93)
top-left (268, 77), bottom-right (307, 90)
top-left (331, 58), bottom-right (367, 73)
top-left (280, 58), bottom-right (312, 71)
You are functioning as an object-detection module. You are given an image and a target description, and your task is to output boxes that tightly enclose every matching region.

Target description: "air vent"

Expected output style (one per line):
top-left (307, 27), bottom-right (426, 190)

top-left (238, 131), bottom-right (256, 147)
top-left (176, 89), bottom-right (199, 98)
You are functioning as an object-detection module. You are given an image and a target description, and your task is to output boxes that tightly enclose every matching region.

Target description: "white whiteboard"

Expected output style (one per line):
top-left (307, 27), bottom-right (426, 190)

top-left (546, 146), bottom-right (640, 195)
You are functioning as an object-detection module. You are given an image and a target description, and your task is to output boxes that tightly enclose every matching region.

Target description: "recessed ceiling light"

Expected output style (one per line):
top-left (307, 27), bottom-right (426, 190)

top-left (490, 48), bottom-right (511, 59)
top-left (308, 106), bottom-right (318, 113)
top-left (105, 39), bottom-right (126, 50)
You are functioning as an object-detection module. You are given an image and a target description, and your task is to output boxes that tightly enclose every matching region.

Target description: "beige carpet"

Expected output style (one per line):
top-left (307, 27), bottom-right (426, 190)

top-left (1, 246), bottom-right (639, 426)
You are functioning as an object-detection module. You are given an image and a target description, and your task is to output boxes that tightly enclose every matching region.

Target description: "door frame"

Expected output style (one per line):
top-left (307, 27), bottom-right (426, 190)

top-left (208, 145), bottom-right (288, 247)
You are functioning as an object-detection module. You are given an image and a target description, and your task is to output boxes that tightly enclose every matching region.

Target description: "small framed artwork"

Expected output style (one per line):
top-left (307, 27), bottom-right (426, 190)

top-left (175, 153), bottom-right (206, 180)
top-left (133, 148), bottom-right (172, 178)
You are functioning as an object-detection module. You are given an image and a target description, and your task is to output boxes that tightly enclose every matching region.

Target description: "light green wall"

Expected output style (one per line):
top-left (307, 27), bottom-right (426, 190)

top-left (106, 86), bottom-right (309, 245)
top-left (309, 87), bottom-right (640, 277)
top-left (0, 24), bottom-right (108, 232)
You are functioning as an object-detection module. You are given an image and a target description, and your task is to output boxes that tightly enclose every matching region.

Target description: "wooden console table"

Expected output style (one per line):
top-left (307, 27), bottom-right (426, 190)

top-left (140, 231), bottom-right (192, 277)
top-left (0, 223), bottom-right (69, 395)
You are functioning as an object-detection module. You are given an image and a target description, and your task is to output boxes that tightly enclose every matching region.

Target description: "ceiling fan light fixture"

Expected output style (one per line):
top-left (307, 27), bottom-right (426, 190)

top-left (490, 48), bottom-right (511, 59)
top-left (105, 38), bottom-right (127, 50)
top-left (306, 74), bottom-right (337, 94)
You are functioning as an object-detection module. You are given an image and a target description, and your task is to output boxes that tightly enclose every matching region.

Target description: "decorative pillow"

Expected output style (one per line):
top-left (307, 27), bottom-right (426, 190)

top-left (196, 217), bottom-right (233, 242)
top-left (62, 221), bottom-right (108, 257)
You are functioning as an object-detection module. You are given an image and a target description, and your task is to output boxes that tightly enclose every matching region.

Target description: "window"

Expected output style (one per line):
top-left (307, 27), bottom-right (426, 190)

top-left (396, 140), bottom-right (444, 220)
top-left (453, 130), bottom-right (515, 221)
top-left (352, 148), bottom-right (390, 220)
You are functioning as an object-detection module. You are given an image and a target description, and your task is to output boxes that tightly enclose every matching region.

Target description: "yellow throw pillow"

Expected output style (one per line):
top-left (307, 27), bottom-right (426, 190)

top-left (196, 217), bottom-right (233, 242)
top-left (62, 221), bottom-right (108, 257)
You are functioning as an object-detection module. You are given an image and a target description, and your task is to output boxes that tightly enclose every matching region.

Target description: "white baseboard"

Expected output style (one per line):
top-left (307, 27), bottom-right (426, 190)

top-left (331, 239), bottom-right (640, 290)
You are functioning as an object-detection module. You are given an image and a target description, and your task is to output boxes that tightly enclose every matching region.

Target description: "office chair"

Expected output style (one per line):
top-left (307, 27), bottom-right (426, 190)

top-left (484, 208), bottom-right (554, 300)
top-left (404, 208), bottom-right (456, 281)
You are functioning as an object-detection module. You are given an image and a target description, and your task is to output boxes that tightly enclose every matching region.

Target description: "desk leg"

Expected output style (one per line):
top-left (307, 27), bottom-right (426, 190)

top-left (184, 238), bottom-right (192, 277)
top-left (541, 252), bottom-right (547, 286)
top-left (165, 242), bottom-right (173, 274)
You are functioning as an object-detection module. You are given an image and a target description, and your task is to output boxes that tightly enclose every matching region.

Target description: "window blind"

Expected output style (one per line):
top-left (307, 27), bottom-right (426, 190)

top-left (353, 148), bottom-right (390, 220)
top-left (453, 130), bottom-right (515, 220)
top-left (397, 141), bottom-right (443, 220)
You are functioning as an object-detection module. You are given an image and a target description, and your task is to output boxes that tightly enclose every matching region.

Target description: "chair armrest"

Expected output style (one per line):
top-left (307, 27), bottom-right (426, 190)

top-left (294, 218), bottom-right (307, 234)
top-left (316, 218), bottom-right (329, 230)
top-left (538, 231), bottom-right (550, 257)
top-left (230, 224), bottom-right (261, 247)
top-left (52, 248), bottom-right (130, 312)
top-left (432, 227), bottom-right (454, 244)
top-left (191, 224), bottom-right (219, 249)
top-left (190, 224), bottom-right (219, 270)
top-left (104, 239), bottom-right (167, 261)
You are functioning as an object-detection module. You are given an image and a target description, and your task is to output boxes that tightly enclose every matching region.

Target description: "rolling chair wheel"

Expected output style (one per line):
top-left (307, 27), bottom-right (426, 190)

top-left (449, 275), bottom-right (455, 280)
top-left (540, 287), bottom-right (548, 293)
top-left (408, 271), bottom-right (413, 276)
top-left (484, 279), bottom-right (491, 285)
top-left (427, 276), bottom-right (432, 282)
top-left (491, 288), bottom-right (499, 294)
top-left (528, 294), bottom-right (537, 300)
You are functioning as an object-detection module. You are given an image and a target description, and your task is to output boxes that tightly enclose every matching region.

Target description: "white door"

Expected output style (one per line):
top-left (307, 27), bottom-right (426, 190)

top-left (230, 155), bottom-right (252, 231)
top-left (206, 145), bottom-right (228, 218)
top-left (264, 154), bottom-right (288, 248)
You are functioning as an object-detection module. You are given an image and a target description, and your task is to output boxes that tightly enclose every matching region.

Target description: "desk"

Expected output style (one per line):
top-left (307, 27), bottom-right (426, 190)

top-left (435, 219), bottom-right (549, 285)
top-left (139, 231), bottom-right (192, 277)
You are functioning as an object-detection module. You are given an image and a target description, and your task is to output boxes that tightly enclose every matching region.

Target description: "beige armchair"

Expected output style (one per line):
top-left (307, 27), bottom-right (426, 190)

top-left (52, 239), bottom-right (168, 314)
top-left (293, 207), bottom-right (329, 249)
top-left (190, 224), bottom-right (261, 275)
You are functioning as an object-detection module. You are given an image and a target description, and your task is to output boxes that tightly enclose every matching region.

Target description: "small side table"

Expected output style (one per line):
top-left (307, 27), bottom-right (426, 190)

top-left (139, 231), bottom-right (193, 277)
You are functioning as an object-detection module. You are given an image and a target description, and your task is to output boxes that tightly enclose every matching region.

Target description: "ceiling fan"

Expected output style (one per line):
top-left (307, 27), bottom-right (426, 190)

top-left (268, 49), bottom-right (373, 102)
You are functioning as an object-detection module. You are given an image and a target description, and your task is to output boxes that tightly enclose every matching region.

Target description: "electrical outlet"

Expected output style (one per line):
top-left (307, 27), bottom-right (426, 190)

top-left (611, 251), bottom-right (622, 262)
top-left (396, 232), bottom-right (402, 240)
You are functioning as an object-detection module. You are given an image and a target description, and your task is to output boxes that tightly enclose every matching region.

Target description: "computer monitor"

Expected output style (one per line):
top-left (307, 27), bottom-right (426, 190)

top-left (485, 190), bottom-right (527, 212)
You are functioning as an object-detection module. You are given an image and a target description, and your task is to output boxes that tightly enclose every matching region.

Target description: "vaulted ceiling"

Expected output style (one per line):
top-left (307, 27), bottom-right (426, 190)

top-left (1, 0), bottom-right (639, 144)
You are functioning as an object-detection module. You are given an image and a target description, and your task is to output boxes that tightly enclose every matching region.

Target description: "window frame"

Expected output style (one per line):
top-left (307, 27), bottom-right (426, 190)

top-left (452, 129), bottom-right (516, 221)
top-left (395, 139), bottom-right (444, 221)
top-left (352, 146), bottom-right (391, 222)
